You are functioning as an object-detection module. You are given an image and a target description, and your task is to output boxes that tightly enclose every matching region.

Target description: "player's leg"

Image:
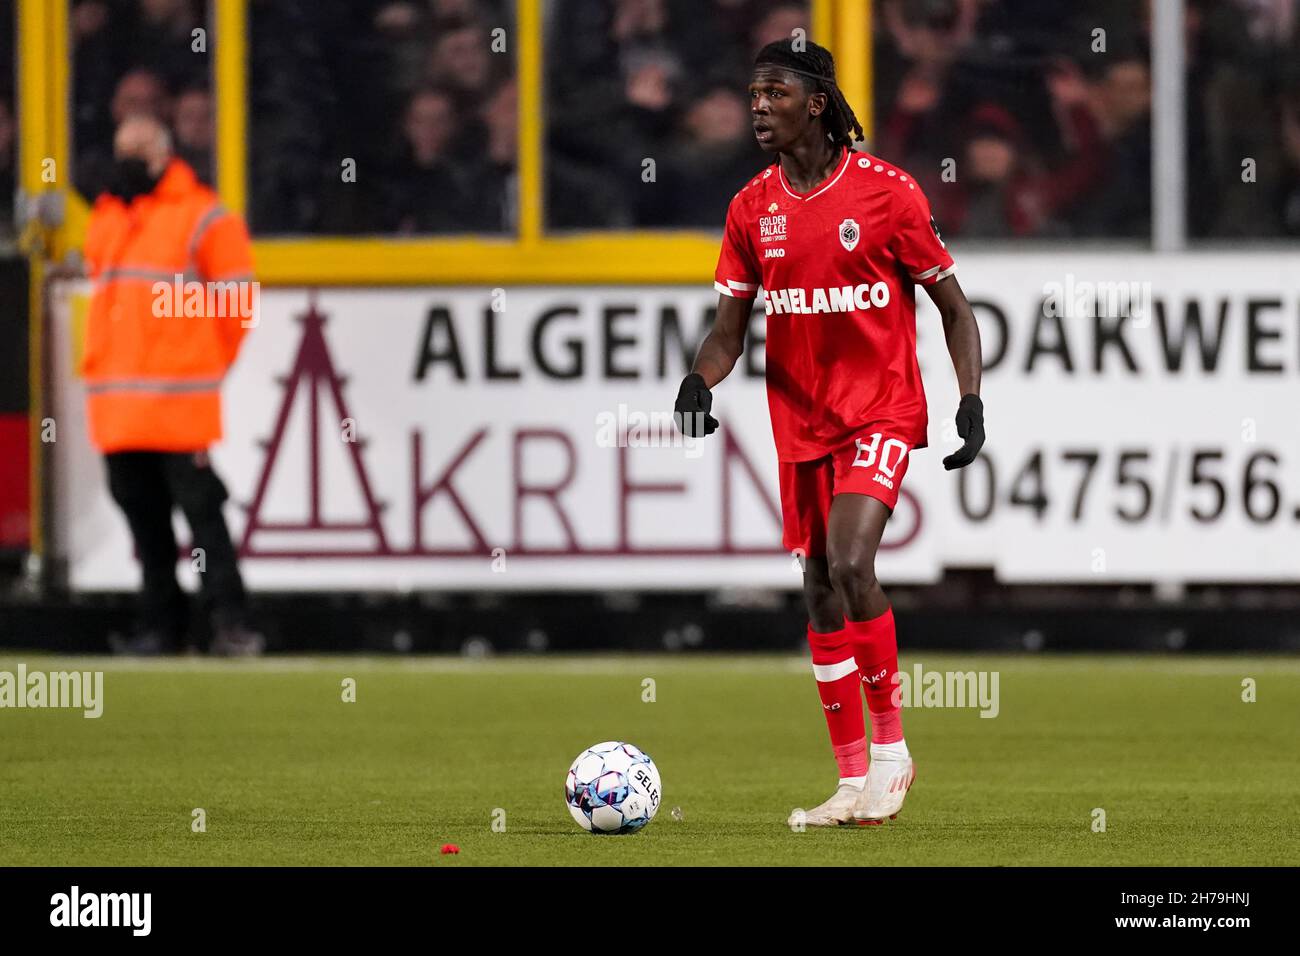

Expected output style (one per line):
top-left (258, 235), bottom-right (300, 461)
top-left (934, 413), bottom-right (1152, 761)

top-left (825, 431), bottom-right (917, 822)
top-left (105, 451), bottom-right (188, 652)
top-left (781, 457), bottom-right (869, 827)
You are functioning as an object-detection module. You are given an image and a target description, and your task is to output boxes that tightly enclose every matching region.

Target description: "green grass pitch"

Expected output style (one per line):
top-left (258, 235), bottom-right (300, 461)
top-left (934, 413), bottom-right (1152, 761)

top-left (2, 653), bottom-right (1297, 866)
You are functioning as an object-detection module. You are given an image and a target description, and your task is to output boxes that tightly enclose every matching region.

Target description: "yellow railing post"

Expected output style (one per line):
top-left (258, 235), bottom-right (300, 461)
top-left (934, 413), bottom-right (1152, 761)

top-left (517, 0), bottom-right (543, 244)
top-left (813, 0), bottom-right (833, 51)
top-left (833, 0), bottom-right (872, 145)
top-left (17, 0), bottom-right (57, 559)
top-left (214, 0), bottom-right (249, 217)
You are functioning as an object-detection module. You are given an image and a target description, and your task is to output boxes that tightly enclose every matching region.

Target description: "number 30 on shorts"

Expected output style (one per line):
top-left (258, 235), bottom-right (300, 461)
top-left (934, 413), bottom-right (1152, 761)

top-left (851, 433), bottom-right (909, 480)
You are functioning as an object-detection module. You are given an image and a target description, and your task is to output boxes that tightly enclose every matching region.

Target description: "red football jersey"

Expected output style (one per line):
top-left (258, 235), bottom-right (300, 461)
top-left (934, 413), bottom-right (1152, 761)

top-left (714, 145), bottom-right (955, 462)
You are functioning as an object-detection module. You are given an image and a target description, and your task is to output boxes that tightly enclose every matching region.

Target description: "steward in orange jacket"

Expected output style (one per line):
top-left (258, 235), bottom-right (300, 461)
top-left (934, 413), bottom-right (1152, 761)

top-left (83, 151), bottom-right (253, 449)
top-left (83, 114), bottom-right (262, 656)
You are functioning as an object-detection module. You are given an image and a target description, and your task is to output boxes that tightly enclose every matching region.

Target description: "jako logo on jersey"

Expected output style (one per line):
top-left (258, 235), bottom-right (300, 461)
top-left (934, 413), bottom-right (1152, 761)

top-left (839, 218), bottom-right (860, 251)
top-left (763, 283), bottom-right (890, 315)
top-left (759, 214), bottom-right (787, 243)
top-left (873, 473), bottom-right (895, 490)
top-left (764, 247), bottom-right (784, 258)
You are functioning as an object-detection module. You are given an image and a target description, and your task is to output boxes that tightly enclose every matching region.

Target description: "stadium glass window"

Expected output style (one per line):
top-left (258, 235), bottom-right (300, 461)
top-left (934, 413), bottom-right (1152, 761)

top-left (872, 0), bottom-right (1152, 241)
top-left (1184, 0), bottom-right (1300, 239)
top-left (543, 0), bottom-right (808, 230)
top-left (70, 0), bottom-right (216, 200)
top-left (247, 0), bottom-right (517, 236)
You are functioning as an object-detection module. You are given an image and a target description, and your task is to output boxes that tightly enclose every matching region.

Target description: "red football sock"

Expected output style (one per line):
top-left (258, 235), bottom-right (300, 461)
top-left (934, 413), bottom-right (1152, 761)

top-left (806, 622), bottom-right (868, 778)
top-left (844, 607), bottom-right (904, 744)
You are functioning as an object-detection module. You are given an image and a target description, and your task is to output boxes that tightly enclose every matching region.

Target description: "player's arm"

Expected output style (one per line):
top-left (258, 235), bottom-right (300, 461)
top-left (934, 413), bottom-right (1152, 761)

top-left (891, 181), bottom-right (985, 471)
top-left (673, 294), bottom-right (752, 437)
top-left (675, 188), bottom-right (760, 438)
top-left (694, 293), bottom-right (753, 388)
top-left (923, 274), bottom-right (985, 470)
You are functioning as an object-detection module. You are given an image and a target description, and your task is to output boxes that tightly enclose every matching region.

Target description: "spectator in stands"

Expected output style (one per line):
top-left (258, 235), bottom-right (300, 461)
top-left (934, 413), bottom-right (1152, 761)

top-left (373, 1), bottom-right (432, 95)
top-left (1186, 0), bottom-right (1286, 236)
top-left (72, 0), bottom-right (118, 177)
top-left (173, 87), bottom-right (213, 186)
top-left (77, 68), bottom-right (170, 198)
top-left (127, 0), bottom-right (207, 92)
top-left (929, 61), bottom-right (1108, 237)
top-left (547, 0), bottom-right (710, 227)
top-left (649, 85), bottom-right (762, 227)
top-left (1276, 85), bottom-right (1300, 235)
top-left (875, 0), bottom-right (1154, 239)
top-left (112, 67), bottom-right (171, 124)
top-left (382, 87), bottom-right (479, 233)
top-left (750, 2), bottom-right (815, 57)
top-left (426, 18), bottom-right (497, 110)
top-left (1073, 54), bottom-right (1152, 237)
top-left (0, 99), bottom-right (13, 239)
top-left (477, 79), bottom-right (518, 232)
top-left (878, 0), bottom-right (977, 68)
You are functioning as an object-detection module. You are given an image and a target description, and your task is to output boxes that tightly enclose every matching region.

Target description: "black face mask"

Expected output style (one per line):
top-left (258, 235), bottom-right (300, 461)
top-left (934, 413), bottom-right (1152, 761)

top-left (107, 158), bottom-right (161, 202)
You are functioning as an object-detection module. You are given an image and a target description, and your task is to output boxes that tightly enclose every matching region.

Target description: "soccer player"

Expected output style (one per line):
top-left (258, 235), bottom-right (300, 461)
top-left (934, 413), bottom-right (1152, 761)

top-left (674, 39), bottom-right (984, 825)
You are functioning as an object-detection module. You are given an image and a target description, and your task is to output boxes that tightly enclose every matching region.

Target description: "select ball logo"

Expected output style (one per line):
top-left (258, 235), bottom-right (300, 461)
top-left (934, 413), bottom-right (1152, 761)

top-left (631, 765), bottom-right (661, 809)
top-left (565, 740), bottom-right (662, 834)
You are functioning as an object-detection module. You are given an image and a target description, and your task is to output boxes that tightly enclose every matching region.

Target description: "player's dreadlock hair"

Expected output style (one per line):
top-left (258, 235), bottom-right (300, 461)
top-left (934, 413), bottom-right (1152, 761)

top-left (753, 38), bottom-right (864, 148)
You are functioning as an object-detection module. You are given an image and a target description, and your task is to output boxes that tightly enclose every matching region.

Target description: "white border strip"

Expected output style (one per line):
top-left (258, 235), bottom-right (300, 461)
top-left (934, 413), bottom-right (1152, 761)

top-left (813, 657), bottom-right (860, 682)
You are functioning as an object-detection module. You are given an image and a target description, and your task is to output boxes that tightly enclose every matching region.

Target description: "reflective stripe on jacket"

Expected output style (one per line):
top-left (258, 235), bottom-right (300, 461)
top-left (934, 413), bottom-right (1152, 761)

top-left (82, 158), bottom-right (255, 452)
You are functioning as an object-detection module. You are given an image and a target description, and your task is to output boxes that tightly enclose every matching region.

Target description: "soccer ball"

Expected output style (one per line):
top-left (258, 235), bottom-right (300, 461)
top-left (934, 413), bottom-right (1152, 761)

top-left (565, 741), bottom-right (662, 834)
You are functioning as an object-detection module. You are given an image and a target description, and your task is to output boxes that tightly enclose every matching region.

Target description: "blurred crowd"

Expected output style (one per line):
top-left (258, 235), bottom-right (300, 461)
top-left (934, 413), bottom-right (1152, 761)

top-left (247, 0), bottom-right (516, 233)
top-left (873, 0), bottom-right (1150, 239)
top-left (875, 0), bottom-right (1300, 239)
top-left (545, 0), bottom-right (800, 228)
top-left (55, 0), bottom-right (1300, 239)
top-left (0, 94), bottom-right (13, 241)
top-left (1183, 0), bottom-right (1300, 237)
top-left (70, 0), bottom-right (517, 234)
top-left (72, 0), bottom-right (214, 199)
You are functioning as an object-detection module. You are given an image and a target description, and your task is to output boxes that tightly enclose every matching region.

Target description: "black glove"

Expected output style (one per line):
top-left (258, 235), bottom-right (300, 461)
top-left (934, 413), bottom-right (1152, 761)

top-left (942, 393), bottom-right (985, 470)
top-left (673, 372), bottom-right (719, 437)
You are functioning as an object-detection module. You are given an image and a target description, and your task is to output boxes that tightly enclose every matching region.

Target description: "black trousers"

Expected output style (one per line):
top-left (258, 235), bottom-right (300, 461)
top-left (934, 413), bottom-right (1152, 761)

top-left (105, 451), bottom-right (247, 640)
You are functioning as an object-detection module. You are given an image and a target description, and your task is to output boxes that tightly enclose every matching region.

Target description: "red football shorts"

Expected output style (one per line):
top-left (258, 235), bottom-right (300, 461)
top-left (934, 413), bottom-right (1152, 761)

top-left (777, 428), bottom-right (913, 557)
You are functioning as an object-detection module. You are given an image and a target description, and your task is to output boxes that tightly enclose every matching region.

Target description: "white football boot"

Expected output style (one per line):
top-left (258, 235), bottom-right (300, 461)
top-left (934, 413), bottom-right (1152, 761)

top-left (853, 742), bottom-right (915, 824)
top-left (787, 782), bottom-right (863, 828)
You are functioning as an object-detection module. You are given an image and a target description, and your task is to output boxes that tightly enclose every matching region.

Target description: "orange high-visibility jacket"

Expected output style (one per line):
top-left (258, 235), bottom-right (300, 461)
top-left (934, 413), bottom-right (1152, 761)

top-left (82, 158), bottom-right (255, 453)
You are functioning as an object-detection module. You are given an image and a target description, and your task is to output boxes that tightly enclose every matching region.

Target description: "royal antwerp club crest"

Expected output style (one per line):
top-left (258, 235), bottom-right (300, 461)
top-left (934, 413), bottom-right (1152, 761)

top-left (838, 218), bottom-right (860, 251)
